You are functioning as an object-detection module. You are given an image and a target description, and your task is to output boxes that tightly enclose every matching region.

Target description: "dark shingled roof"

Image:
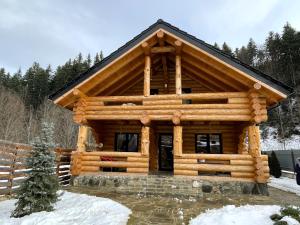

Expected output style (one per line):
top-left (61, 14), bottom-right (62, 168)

top-left (49, 19), bottom-right (293, 101)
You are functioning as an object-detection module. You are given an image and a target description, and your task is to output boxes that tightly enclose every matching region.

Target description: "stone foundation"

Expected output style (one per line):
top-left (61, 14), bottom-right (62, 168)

top-left (72, 173), bottom-right (269, 197)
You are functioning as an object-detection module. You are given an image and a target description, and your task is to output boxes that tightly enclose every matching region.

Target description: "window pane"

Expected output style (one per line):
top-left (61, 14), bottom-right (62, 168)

top-left (116, 134), bottom-right (127, 151)
top-left (127, 134), bottom-right (138, 152)
top-left (196, 134), bottom-right (209, 153)
top-left (210, 134), bottom-right (221, 154)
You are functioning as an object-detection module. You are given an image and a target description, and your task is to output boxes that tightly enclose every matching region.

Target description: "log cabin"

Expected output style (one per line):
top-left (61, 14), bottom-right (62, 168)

top-left (49, 19), bottom-right (292, 185)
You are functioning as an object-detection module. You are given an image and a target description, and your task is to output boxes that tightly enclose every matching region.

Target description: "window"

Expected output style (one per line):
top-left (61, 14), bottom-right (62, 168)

top-left (150, 89), bottom-right (159, 95)
top-left (115, 133), bottom-right (139, 152)
top-left (195, 134), bottom-right (222, 154)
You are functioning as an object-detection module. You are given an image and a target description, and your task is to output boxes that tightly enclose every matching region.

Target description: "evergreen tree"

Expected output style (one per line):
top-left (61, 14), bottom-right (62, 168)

top-left (213, 42), bottom-right (220, 49)
top-left (94, 51), bottom-right (104, 65)
top-left (269, 151), bottom-right (282, 178)
top-left (23, 62), bottom-right (51, 109)
top-left (222, 42), bottom-right (233, 56)
top-left (11, 122), bottom-right (59, 218)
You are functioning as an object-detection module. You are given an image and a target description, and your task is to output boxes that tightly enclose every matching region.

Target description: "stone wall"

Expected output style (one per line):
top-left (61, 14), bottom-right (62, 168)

top-left (72, 174), bottom-right (269, 197)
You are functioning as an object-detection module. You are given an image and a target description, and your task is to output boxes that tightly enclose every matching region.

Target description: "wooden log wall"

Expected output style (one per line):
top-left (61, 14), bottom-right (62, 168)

top-left (74, 92), bottom-right (267, 123)
top-left (72, 151), bottom-right (149, 174)
top-left (174, 153), bottom-right (269, 182)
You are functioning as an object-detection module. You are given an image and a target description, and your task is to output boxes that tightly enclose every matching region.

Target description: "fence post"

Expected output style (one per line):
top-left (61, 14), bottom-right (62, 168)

top-left (8, 146), bottom-right (18, 195)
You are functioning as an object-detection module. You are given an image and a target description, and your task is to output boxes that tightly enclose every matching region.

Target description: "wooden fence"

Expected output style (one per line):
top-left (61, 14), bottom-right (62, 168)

top-left (0, 140), bottom-right (74, 196)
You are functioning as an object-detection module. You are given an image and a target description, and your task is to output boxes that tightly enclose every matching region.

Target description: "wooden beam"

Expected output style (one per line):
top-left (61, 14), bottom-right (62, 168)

top-left (151, 46), bottom-right (175, 54)
top-left (142, 42), bottom-right (150, 56)
top-left (157, 30), bottom-right (169, 94)
top-left (77, 125), bottom-right (89, 152)
top-left (73, 88), bottom-right (87, 99)
top-left (175, 54), bottom-right (182, 94)
top-left (173, 125), bottom-right (183, 156)
top-left (175, 40), bottom-right (183, 55)
top-left (144, 55), bottom-right (151, 97)
top-left (141, 126), bottom-right (150, 156)
top-left (157, 30), bottom-right (165, 46)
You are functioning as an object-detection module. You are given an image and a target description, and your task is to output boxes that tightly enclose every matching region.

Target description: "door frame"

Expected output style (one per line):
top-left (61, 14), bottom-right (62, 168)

top-left (158, 133), bottom-right (174, 171)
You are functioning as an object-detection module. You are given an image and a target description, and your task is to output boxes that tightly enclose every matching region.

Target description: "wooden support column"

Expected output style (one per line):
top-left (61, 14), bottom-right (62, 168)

top-left (142, 42), bottom-right (151, 97)
top-left (173, 125), bottom-right (183, 156)
top-left (175, 40), bottom-right (182, 95)
top-left (248, 124), bottom-right (266, 183)
top-left (157, 30), bottom-right (169, 94)
top-left (77, 125), bottom-right (89, 152)
top-left (141, 126), bottom-right (150, 156)
top-left (238, 127), bottom-right (248, 154)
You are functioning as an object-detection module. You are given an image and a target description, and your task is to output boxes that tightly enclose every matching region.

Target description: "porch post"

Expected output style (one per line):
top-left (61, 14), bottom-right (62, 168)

top-left (248, 125), bottom-right (266, 183)
top-left (77, 125), bottom-right (89, 152)
top-left (175, 40), bottom-right (182, 95)
top-left (173, 125), bottom-right (183, 156)
top-left (238, 127), bottom-right (248, 154)
top-left (141, 126), bottom-right (150, 156)
top-left (142, 42), bottom-right (151, 97)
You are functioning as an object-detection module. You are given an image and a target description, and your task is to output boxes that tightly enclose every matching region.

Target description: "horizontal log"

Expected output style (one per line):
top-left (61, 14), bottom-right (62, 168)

top-left (127, 157), bottom-right (149, 162)
top-left (87, 92), bottom-right (248, 102)
top-left (230, 160), bottom-right (254, 165)
top-left (151, 46), bottom-right (175, 53)
top-left (179, 154), bottom-right (253, 160)
top-left (174, 158), bottom-right (198, 164)
top-left (81, 166), bottom-right (99, 172)
top-left (143, 99), bottom-right (182, 105)
top-left (85, 114), bottom-right (252, 121)
top-left (126, 167), bottom-right (148, 173)
top-left (82, 151), bottom-right (142, 157)
top-left (174, 163), bottom-right (255, 172)
top-left (231, 172), bottom-right (255, 178)
top-left (85, 109), bottom-right (251, 116)
top-left (81, 161), bottom-right (148, 168)
top-left (85, 103), bottom-right (250, 110)
top-left (174, 169), bottom-right (198, 176)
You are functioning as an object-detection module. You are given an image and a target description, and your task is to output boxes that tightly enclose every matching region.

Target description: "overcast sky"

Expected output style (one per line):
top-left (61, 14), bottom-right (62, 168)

top-left (1, 0), bottom-right (300, 74)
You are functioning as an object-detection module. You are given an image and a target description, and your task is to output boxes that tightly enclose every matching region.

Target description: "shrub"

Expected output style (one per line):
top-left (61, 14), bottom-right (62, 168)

top-left (269, 151), bottom-right (282, 178)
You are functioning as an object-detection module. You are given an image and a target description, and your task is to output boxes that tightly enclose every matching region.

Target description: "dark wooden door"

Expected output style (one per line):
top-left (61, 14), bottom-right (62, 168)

top-left (158, 134), bottom-right (173, 171)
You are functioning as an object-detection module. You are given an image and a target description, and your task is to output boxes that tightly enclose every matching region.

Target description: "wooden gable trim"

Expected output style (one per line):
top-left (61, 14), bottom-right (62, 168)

top-left (161, 29), bottom-right (288, 99)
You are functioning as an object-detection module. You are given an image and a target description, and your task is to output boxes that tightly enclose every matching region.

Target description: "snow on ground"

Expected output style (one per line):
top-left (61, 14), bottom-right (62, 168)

top-left (269, 177), bottom-right (300, 196)
top-left (189, 205), bottom-right (300, 225)
top-left (261, 127), bottom-right (300, 150)
top-left (0, 191), bottom-right (131, 225)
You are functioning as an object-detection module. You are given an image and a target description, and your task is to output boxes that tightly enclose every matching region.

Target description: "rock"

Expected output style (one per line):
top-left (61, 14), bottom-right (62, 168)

top-left (241, 183), bottom-right (255, 194)
top-left (192, 181), bottom-right (200, 188)
top-left (202, 183), bottom-right (213, 193)
top-left (252, 183), bottom-right (269, 196)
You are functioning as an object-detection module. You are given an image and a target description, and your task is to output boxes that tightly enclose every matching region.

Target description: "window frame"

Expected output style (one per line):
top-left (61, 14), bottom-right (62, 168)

top-left (114, 133), bottom-right (139, 152)
top-left (195, 133), bottom-right (223, 154)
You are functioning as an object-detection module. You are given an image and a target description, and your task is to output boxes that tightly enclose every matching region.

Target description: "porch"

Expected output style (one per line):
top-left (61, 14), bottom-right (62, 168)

top-left (71, 119), bottom-right (269, 183)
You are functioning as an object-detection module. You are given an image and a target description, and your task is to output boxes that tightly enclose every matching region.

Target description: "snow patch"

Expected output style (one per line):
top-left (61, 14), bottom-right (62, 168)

top-left (189, 205), bottom-right (300, 225)
top-left (268, 177), bottom-right (300, 196)
top-left (261, 127), bottom-right (300, 150)
top-left (0, 191), bottom-right (131, 225)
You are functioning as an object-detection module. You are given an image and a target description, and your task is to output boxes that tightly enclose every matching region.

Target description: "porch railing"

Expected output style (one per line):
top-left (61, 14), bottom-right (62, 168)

top-left (174, 153), bottom-right (269, 182)
top-left (74, 92), bottom-right (267, 123)
top-left (71, 151), bottom-right (149, 175)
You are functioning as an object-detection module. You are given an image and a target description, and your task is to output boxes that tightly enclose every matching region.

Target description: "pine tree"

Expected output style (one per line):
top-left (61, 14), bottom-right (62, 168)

top-left (269, 151), bottom-right (282, 178)
top-left (11, 122), bottom-right (59, 218)
top-left (222, 42), bottom-right (233, 56)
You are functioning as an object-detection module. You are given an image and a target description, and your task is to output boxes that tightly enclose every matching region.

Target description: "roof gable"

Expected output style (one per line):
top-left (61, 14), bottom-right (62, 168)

top-left (49, 19), bottom-right (293, 107)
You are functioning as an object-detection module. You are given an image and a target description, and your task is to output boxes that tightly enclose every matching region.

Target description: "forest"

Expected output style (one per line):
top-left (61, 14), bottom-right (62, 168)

top-left (0, 23), bottom-right (299, 147)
